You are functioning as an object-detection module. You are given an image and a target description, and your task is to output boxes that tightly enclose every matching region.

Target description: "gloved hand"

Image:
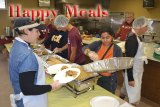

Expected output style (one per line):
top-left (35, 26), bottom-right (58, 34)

top-left (88, 51), bottom-right (99, 61)
top-left (50, 80), bottom-right (64, 91)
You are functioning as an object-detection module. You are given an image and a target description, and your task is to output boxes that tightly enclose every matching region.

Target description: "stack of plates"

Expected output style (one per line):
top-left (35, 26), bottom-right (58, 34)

top-left (90, 96), bottom-right (119, 107)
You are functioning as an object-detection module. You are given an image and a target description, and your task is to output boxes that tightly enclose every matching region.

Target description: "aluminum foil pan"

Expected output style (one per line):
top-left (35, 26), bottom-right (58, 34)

top-left (41, 54), bottom-right (69, 63)
top-left (40, 54), bottom-right (69, 68)
top-left (82, 57), bottom-right (133, 73)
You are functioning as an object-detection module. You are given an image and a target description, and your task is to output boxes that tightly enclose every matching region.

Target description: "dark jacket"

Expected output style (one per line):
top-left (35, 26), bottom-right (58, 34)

top-left (125, 32), bottom-right (139, 81)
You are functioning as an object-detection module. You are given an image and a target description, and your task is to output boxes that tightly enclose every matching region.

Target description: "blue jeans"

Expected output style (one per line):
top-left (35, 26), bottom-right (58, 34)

top-left (97, 73), bottom-right (117, 94)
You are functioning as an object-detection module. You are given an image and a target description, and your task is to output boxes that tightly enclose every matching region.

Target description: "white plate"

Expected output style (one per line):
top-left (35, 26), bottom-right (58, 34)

top-left (90, 96), bottom-right (119, 107)
top-left (46, 64), bottom-right (72, 75)
top-left (53, 68), bottom-right (80, 83)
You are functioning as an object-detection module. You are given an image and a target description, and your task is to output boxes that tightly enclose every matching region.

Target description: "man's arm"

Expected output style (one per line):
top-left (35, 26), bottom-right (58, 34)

top-left (69, 46), bottom-right (76, 63)
top-left (60, 44), bottom-right (68, 52)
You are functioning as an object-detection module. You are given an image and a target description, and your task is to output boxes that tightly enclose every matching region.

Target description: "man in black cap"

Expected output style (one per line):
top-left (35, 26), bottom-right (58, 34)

top-left (8, 18), bottom-right (62, 107)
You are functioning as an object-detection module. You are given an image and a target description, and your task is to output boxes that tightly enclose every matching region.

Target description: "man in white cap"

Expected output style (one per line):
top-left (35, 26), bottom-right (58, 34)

top-left (9, 18), bottom-right (62, 107)
top-left (54, 15), bottom-right (86, 65)
top-left (120, 16), bottom-right (148, 105)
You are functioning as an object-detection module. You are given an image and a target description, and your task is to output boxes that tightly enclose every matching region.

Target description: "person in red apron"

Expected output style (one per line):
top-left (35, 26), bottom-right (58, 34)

top-left (120, 16), bottom-right (148, 105)
top-left (82, 27), bottom-right (122, 93)
top-left (115, 12), bottom-right (134, 41)
top-left (9, 18), bottom-right (63, 107)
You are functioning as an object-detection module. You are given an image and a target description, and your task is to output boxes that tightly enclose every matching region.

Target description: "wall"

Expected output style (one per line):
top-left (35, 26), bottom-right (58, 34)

top-left (61, 0), bottom-right (97, 7)
top-left (1, 0), bottom-right (160, 35)
top-left (0, 0), bottom-right (55, 35)
top-left (110, 0), bottom-right (160, 19)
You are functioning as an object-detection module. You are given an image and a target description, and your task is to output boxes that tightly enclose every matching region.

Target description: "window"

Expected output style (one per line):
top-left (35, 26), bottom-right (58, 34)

top-left (0, 0), bottom-right (7, 9)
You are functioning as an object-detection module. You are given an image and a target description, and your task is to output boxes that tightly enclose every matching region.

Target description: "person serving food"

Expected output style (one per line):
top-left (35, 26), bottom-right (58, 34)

top-left (82, 27), bottom-right (122, 93)
top-left (8, 18), bottom-right (63, 107)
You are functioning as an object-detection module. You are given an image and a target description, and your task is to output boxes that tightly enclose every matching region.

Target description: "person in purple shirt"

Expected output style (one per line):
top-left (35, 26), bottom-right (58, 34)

top-left (53, 15), bottom-right (86, 65)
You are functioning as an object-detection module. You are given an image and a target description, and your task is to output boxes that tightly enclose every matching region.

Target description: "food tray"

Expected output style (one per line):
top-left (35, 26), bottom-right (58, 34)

top-left (82, 57), bottom-right (133, 73)
top-left (41, 54), bottom-right (69, 66)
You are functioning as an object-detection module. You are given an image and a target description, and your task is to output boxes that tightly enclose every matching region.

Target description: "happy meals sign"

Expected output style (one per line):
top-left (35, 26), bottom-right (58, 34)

top-left (9, 4), bottom-right (109, 21)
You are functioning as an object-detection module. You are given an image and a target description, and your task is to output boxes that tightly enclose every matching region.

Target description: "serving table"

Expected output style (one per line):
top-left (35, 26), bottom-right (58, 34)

top-left (46, 75), bottom-right (132, 107)
top-left (4, 42), bottom-right (134, 107)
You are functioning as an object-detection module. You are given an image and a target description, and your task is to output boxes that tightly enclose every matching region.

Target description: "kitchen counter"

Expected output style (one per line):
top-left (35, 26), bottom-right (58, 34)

top-left (116, 42), bottom-right (160, 62)
top-left (143, 42), bottom-right (160, 62)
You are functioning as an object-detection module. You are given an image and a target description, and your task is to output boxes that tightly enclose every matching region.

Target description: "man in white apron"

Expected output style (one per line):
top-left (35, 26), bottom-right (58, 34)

top-left (120, 16), bottom-right (148, 105)
top-left (8, 18), bottom-right (62, 107)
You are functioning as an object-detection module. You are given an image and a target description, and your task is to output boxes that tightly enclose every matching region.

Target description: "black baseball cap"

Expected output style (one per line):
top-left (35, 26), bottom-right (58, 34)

top-left (14, 17), bottom-right (46, 31)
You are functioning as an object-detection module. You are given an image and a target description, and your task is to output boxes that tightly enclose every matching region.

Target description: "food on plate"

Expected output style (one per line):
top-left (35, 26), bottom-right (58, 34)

top-left (72, 66), bottom-right (95, 81)
top-left (61, 66), bottom-right (68, 70)
top-left (66, 70), bottom-right (77, 77)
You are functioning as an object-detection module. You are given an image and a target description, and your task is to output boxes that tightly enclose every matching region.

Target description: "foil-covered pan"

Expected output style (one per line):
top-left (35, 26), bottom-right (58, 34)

top-left (40, 54), bottom-right (69, 69)
top-left (82, 57), bottom-right (133, 73)
top-left (42, 54), bottom-right (69, 63)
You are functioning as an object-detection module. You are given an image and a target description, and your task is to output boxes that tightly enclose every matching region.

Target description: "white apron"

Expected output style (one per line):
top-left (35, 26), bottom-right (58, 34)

top-left (124, 36), bottom-right (148, 104)
top-left (10, 54), bottom-right (47, 107)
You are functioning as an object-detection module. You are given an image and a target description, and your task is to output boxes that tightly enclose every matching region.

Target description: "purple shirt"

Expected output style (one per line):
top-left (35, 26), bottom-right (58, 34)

top-left (68, 26), bottom-right (85, 64)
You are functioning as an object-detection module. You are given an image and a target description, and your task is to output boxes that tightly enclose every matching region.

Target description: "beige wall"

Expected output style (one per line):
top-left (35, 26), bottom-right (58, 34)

top-left (110, 0), bottom-right (160, 19)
